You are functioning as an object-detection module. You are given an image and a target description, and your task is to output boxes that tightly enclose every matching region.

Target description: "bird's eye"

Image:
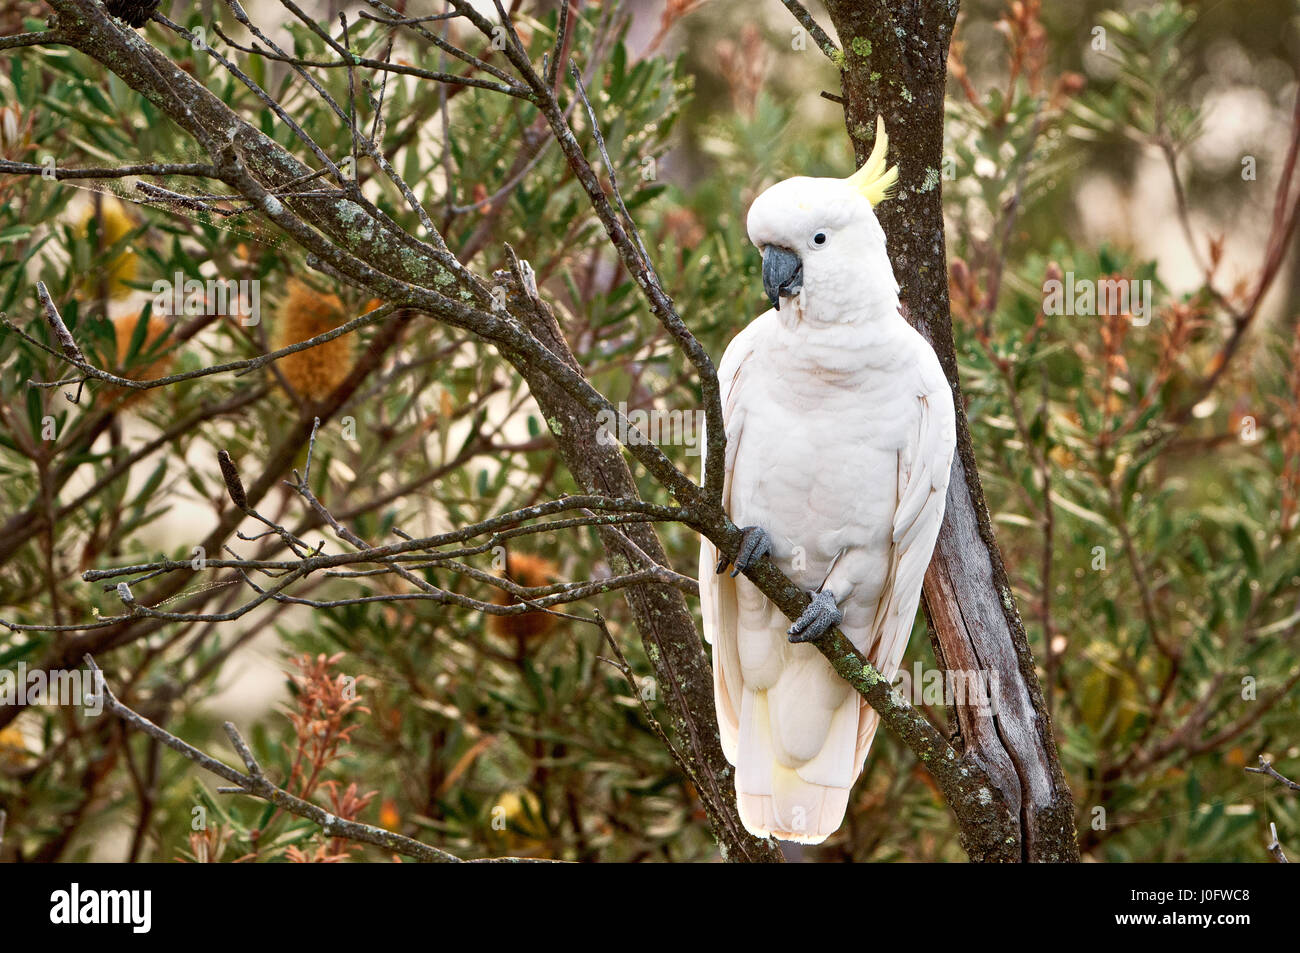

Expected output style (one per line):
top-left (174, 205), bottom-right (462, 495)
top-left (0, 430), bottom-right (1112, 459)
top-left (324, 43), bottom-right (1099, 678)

top-left (812, 231), bottom-right (828, 247)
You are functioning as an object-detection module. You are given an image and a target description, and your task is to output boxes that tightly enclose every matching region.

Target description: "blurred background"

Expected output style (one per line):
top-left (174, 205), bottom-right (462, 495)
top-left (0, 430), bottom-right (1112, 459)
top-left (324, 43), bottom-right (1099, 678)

top-left (1, 0), bottom-right (1298, 861)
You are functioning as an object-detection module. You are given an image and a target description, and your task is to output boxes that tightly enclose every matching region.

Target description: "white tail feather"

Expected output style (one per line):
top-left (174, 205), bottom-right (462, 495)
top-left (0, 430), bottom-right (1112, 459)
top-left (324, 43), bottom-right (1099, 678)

top-left (735, 685), bottom-right (861, 844)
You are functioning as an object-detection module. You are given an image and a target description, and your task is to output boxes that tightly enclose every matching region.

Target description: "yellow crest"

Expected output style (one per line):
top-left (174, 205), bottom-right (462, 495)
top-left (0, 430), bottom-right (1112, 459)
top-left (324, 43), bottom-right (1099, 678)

top-left (845, 115), bottom-right (899, 206)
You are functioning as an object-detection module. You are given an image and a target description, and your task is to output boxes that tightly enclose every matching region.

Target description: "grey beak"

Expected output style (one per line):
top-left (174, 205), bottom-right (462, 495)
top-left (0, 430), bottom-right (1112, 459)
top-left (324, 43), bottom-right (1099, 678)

top-left (762, 245), bottom-right (803, 311)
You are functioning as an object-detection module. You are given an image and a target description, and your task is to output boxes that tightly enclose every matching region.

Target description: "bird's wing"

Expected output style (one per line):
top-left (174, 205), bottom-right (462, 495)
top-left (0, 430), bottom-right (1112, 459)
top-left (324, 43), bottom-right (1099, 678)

top-left (854, 349), bottom-right (956, 766)
top-left (698, 316), bottom-right (767, 763)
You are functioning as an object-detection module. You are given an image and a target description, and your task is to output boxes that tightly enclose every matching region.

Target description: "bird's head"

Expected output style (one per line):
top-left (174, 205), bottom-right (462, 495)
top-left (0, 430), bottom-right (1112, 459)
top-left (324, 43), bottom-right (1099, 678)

top-left (745, 115), bottom-right (899, 323)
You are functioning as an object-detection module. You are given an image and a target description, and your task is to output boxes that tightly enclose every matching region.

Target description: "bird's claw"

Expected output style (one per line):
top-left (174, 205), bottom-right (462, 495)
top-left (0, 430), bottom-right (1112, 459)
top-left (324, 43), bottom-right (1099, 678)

top-left (716, 525), bottom-right (772, 577)
top-left (787, 590), bottom-right (843, 643)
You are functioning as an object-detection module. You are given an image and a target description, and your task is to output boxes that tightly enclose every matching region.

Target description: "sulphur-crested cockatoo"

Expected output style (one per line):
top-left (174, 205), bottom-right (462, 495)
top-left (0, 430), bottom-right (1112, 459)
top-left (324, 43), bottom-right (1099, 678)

top-left (699, 117), bottom-right (956, 844)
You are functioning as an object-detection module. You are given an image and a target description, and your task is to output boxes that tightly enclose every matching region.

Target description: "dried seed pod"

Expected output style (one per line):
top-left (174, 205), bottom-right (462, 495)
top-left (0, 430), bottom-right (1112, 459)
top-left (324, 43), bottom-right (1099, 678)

top-left (217, 450), bottom-right (248, 510)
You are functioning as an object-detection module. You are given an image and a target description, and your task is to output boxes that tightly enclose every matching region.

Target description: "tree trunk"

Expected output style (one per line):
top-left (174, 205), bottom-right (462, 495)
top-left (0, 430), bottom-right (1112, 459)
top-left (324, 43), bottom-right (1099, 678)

top-left (823, 0), bottom-right (1079, 862)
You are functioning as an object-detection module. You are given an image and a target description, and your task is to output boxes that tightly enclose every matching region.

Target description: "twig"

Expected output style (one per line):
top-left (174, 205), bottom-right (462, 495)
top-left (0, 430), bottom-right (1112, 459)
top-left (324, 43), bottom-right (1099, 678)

top-left (1265, 822), bottom-right (1289, 863)
top-left (593, 611), bottom-right (698, 787)
top-left (1245, 755), bottom-right (1300, 792)
top-left (208, 22), bottom-right (528, 97)
top-left (0, 29), bottom-right (64, 50)
top-left (1245, 756), bottom-right (1295, 863)
top-left (779, 0), bottom-right (840, 62)
top-left (0, 159), bottom-right (219, 180)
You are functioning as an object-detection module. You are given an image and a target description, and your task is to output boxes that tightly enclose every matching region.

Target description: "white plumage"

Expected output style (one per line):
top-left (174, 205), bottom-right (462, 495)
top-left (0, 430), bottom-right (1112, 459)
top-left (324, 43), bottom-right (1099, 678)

top-left (699, 122), bottom-right (956, 844)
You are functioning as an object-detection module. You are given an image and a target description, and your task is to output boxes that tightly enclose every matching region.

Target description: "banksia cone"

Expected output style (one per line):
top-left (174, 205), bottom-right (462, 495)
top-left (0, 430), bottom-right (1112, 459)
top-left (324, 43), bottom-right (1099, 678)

top-left (0, 722), bottom-right (32, 768)
top-left (489, 788), bottom-right (547, 848)
top-left (378, 797), bottom-right (401, 831)
top-left (109, 309), bottom-right (172, 407)
top-left (490, 552), bottom-right (560, 646)
top-left (77, 195), bottom-right (140, 300)
top-left (272, 278), bottom-right (354, 403)
top-left (103, 0), bottom-right (160, 27)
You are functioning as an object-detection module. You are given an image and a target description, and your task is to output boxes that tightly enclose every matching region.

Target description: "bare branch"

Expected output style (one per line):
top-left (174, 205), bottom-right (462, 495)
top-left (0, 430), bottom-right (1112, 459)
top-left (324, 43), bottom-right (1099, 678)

top-left (779, 0), bottom-right (840, 62)
top-left (1246, 756), bottom-right (1300, 793)
top-left (0, 29), bottom-right (64, 51)
top-left (0, 159), bottom-right (219, 180)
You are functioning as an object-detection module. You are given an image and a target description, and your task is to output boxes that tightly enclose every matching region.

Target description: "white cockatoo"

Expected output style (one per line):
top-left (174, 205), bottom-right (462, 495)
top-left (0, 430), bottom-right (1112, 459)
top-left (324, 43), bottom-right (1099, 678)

top-left (699, 117), bottom-right (956, 844)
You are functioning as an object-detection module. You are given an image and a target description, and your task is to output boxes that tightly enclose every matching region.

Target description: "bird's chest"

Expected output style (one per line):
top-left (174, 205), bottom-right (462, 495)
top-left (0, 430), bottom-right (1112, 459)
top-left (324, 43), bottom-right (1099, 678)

top-left (727, 353), bottom-right (916, 573)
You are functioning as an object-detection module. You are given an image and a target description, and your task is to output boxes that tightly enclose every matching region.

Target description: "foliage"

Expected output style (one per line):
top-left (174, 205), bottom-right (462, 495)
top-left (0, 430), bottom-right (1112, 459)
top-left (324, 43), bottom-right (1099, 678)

top-left (0, 0), bottom-right (1296, 862)
top-left (946, 0), bottom-right (1300, 862)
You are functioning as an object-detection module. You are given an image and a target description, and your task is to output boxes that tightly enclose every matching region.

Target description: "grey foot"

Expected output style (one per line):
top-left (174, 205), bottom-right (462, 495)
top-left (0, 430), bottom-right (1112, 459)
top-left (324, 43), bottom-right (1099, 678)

top-left (716, 525), bottom-right (771, 578)
top-left (787, 590), bottom-right (843, 643)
